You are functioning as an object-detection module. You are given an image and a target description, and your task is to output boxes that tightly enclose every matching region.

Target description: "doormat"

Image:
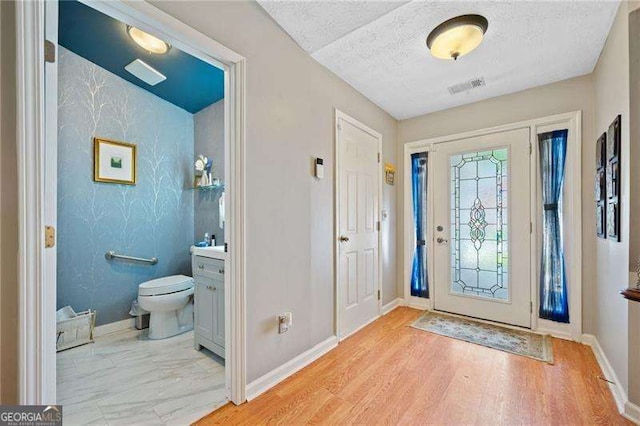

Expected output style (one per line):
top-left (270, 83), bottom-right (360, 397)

top-left (411, 311), bottom-right (554, 363)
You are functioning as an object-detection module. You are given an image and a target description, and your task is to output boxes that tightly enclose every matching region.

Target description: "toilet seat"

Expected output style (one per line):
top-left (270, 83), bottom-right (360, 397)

top-left (139, 275), bottom-right (194, 297)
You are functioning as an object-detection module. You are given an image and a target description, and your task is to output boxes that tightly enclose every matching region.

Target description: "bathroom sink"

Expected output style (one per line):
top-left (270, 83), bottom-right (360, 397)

top-left (190, 245), bottom-right (227, 260)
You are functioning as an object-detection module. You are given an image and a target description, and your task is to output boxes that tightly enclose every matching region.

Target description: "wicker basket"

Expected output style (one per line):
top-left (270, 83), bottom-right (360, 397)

top-left (56, 309), bottom-right (96, 352)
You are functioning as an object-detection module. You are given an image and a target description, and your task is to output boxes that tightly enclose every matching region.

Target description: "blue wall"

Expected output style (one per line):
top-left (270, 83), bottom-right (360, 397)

top-left (57, 47), bottom-right (195, 326)
top-left (194, 99), bottom-right (225, 245)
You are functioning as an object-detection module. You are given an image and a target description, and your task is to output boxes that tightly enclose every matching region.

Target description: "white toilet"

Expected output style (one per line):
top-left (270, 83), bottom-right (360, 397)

top-left (138, 275), bottom-right (195, 340)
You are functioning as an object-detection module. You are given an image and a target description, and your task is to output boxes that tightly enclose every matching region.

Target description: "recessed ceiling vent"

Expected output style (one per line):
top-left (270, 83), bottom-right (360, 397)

top-left (448, 77), bottom-right (486, 95)
top-left (124, 59), bottom-right (166, 86)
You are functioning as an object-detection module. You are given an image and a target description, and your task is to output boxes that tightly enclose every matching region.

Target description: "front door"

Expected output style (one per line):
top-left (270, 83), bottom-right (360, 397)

top-left (337, 114), bottom-right (380, 339)
top-left (432, 128), bottom-right (531, 327)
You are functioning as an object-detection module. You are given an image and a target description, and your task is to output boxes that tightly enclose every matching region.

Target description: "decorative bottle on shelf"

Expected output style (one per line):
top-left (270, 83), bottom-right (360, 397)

top-left (200, 172), bottom-right (209, 187)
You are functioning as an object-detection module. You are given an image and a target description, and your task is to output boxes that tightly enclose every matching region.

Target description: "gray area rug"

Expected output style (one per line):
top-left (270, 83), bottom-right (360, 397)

top-left (411, 311), bottom-right (554, 363)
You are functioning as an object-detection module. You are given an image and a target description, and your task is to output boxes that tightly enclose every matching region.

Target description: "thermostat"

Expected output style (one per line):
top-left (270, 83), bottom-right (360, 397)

top-left (315, 158), bottom-right (324, 179)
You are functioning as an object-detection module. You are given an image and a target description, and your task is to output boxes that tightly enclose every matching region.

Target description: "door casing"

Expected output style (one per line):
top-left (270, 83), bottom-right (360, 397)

top-left (334, 109), bottom-right (383, 341)
top-left (402, 111), bottom-right (582, 340)
top-left (16, 0), bottom-right (247, 405)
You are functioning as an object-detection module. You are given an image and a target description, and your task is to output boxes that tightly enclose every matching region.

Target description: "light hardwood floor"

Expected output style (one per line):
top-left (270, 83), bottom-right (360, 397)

top-left (197, 307), bottom-right (628, 425)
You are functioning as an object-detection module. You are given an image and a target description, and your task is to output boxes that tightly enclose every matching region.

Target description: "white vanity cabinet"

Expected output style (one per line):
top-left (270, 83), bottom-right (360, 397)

top-left (191, 247), bottom-right (226, 358)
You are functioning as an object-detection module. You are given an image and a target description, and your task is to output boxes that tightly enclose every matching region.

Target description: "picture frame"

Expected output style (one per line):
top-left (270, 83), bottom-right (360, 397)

top-left (384, 163), bottom-right (396, 185)
top-left (595, 132), bottom-right (607, 238)
top-left (93, 137), bottom-right (137, 185)
top-left (606, 115), bottom-right (621, 242)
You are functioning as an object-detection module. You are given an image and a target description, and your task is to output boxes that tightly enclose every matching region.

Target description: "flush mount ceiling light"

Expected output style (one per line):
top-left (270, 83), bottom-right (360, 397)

top-left (426, 14), bottom-right (488, 61)
top-left (127, 25), bottom-right (170, 54)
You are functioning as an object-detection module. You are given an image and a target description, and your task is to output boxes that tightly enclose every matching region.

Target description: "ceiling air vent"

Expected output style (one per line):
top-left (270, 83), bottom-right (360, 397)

top-left (447, 77), bottom-right (485, 95)
top-left (124, 59), bottom-right (166, 86)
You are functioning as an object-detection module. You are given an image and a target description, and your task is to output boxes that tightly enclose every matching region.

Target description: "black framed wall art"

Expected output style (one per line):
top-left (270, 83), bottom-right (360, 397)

top-left (606, 115), bottom-right (621, 242)
top-left (595, 132), bottom-right (607, 238)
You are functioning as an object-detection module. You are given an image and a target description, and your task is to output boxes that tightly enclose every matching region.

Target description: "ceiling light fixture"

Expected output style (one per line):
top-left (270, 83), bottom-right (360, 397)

top-left (127, 25), bottom-right (170, 54)
top-left (426, 14), bottom-right (488, 61)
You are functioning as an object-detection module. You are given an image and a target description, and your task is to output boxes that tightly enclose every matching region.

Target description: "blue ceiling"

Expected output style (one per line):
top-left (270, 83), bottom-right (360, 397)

top-left (59, 0), bottom-right (224, 114)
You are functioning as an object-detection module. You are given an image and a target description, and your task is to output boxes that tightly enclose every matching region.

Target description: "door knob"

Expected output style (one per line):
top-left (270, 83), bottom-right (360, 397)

top-left (436, 237), bottom-right (448, 244)
top-left (339, 235), bottom-right (350, 242)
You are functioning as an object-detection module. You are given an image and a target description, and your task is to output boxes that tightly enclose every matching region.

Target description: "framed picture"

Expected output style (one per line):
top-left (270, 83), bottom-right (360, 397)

top-left (596, 204), bottom-right (605, 237)
top-left (384, 163), bottom-right (396, 185)
top-left (595, 132), bottom-right (607, 238)
top-left (606, 115), bottom-right (621, 242)
top-left (93, 137), bottom-right (137, 185)
top-left (596, 132), bottom-right (606, 169)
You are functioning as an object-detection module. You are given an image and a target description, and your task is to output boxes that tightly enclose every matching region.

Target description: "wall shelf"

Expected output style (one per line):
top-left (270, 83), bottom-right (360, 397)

top-left (193, 183), bottom-right (224, 191)
top-left (620, 287), bottom-right (640, 303)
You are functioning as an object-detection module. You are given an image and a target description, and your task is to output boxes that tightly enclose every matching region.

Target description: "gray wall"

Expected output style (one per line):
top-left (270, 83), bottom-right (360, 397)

top-left (0, 0), bottom-right (17, 404)
top-left (593, 0), bottom-right (630, 396)
top-left (151, 1), bottom-right (399, 383)
top-left (57, 47), bottom-right (195, 326)
top-left (399, 74), bottom-right (597, 331)
top-left (194, 99), bottom-right (225, 245)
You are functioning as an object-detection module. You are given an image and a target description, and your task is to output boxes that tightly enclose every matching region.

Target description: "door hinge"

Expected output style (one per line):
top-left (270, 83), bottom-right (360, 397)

top-left (45, 40), bottom-right (56, 63)
top-left (530, 301), bottom-right (533, 313)
top-left (45, 225), bottom-right (56, 248)
top-left (530, 222), bottom-right (533, 234)
top-left (377, 152), bottom-right (381, 163)
top-left (378, 290), bottom-right (381, 301)
top-left (224, 242), bottom-right (228, 253)
top-left (529, 143), bottom-right (532, 155)
top-left (376, 221), bottom-right (381, 231)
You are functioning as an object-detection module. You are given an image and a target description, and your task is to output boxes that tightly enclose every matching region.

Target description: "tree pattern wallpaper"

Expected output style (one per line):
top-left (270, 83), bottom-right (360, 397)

top-left (57, 48), bottom-right (195, 325)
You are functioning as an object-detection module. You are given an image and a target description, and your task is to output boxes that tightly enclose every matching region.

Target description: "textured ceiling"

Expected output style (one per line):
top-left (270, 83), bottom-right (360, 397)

top-left (258, 1), bottom-right (619, 119)
top-left (258, 1), bottom-right (410, 53)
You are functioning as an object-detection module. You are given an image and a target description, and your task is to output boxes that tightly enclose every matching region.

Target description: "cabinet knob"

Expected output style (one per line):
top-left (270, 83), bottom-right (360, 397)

top-left (198, 264), bottom-right (204, 270)
top-left (218, 269), bottom-right (224, 274)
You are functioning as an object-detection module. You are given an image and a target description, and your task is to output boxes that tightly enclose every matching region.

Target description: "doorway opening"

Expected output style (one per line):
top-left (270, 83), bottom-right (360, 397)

top-left (403, 113), bottom-right (582, 339)
top-left (16, 0), bottom-right (246, 410)
top-left (54, 2), bottom-right (229, 422)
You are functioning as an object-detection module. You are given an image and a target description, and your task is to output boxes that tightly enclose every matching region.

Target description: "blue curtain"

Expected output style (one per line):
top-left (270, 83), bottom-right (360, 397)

top-left (411, 152), bottom-right (429, 298)
top-left (538, 130), bottom-right (569, 323)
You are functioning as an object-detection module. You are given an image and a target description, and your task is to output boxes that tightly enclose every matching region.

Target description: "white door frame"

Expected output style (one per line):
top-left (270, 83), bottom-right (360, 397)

top-left (16, 0), bottom-right (247, 405)
top-left (403, 111), bottom-right (582, 340)
top-left (334, 109), bottom-right (383, 341)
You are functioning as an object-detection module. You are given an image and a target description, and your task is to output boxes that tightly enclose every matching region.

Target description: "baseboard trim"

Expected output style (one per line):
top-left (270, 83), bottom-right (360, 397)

top-left (245, 335), bottom-right (338, 401)
top-left (582, 333), bottom-right (639, 424)
top-left (535, 327), bottom-right (573, 341)
top-left (405, 298), bottom-right (430, 310)
top-left (626, 401), bottom-right (640, 424)
top-left (93, 318), bottom-right (135, 338)
top-left (382, 298), bottom-right (404, 315)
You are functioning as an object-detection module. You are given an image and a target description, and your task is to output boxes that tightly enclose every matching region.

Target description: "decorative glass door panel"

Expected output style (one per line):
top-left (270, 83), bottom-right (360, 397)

top-left (432, 129), bottom-right (531, 328)
top-left (450, 149), bottom-right (509, 301)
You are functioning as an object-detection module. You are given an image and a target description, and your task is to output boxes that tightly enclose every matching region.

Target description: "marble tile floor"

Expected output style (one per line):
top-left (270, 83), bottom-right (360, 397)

top-left (57, 328), bottom-right (226, 426)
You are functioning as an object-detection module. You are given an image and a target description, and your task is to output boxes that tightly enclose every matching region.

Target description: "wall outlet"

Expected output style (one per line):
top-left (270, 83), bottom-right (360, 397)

top-left (278, 312), bottom-right (292, 334)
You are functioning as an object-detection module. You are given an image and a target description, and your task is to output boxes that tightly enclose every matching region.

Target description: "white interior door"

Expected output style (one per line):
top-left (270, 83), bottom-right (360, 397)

top-left (432, 128), bottom-right (531, 328)
top-left (337, 115), bottom-right (380, 339)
